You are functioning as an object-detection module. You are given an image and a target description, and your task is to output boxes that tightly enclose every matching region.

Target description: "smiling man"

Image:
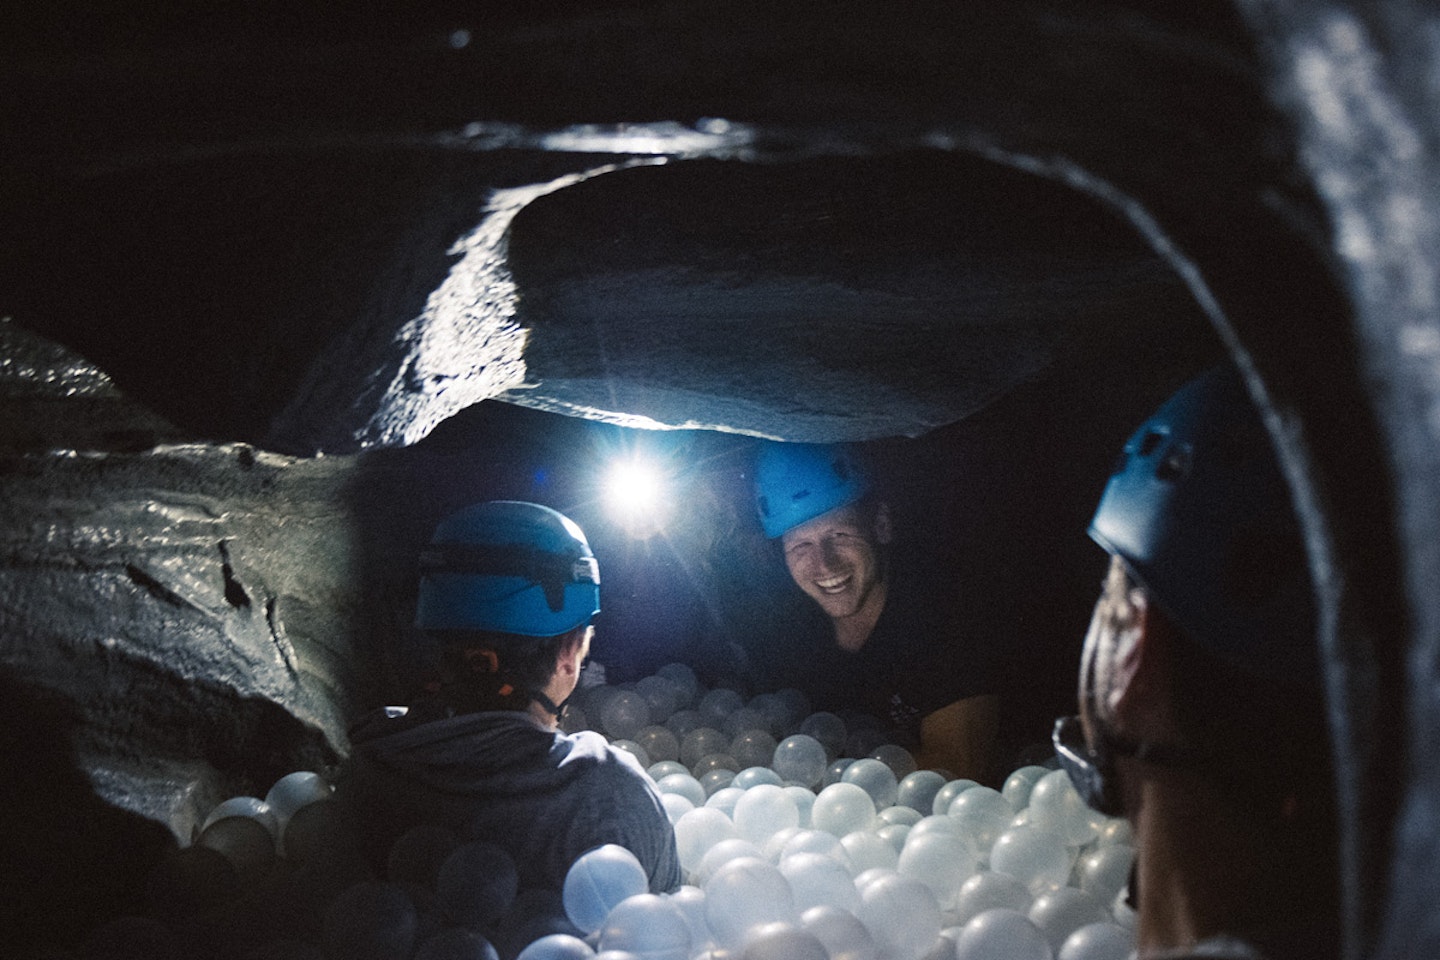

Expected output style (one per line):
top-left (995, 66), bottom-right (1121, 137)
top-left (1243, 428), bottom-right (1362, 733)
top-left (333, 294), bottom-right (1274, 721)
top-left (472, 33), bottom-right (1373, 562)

top-left (754, 442), bottom-right (1001, 781)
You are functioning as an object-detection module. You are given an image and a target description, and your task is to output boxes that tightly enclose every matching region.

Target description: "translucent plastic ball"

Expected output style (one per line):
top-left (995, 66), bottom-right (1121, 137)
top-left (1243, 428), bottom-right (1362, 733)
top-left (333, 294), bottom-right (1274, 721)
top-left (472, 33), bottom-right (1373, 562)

top-left (655, 772), bottom-right (706, 808)
top-left (600, 691), bottom-right (651, 742)
top-left (699, 688), bottom-right (745, 729)
top-left (610, 740), bottom-right (651, 770)
top-left (635, 726), bottom-right (682, 764)
top-left (1029, 886), bottom-right (1112, 954)
top-left (784, 786), bottom-right (816, 828)
top-left (948, 786), bottom-right (1017, 856)
top-left (414, 927), bottom-right (501, 960)
top-left (562, 844), bottom-right (650, 934)
top-left (1001, 765), bottom-right (1052, 811)
top-left (731, 729), bottom-right (779, 770)
top-left (952, 870), bottom-right (1034, 926)
top-left (666, 884), bottom-right (713, 954)
top-left (702, 857), bottom-right (798, 951)
top-left (825, 759), bottom-right (856, 787)
top-left (674, 807), bottom-right (740, 874)
top-left (322, 881), bottom-right (419, 960)
top-left (696, 838), bottom-right (766, 886)
top-left (907, 814), bottom-right (961, 843)
top-left (705, 786), bottom-right (744, 818)
top-left (842, 758), bottom-right (899, 809)
top-left (1058, 922), bottom-right (1135, 960)
top-left (635, 675), bottom-right (683, 723)
top-left (665, 709), bottom-right (704, 738)
top-left (655, 662), bottom-right (701, 707)
top-left (773, 689), bottom-right (812, 733)
top-left (693, 752), bottom-right (740, 778)
top-left (648, 760), bottom-right (689, 782)
top-left (661, 793), bottom-right (696, 824)
top-left (681, 728), bottom-right (731, 769)
top-left (931, 779), bottom-right (979, 816)
top-left (1078, 844), bottom-right (1135, 903)
top-left (779, 851), bottom-right (862, 914)
top-left (1026, 770), bottom-right (1098, 845)
top-left (436, 841), bottom-right (520, 930)
top-left (265, 771), bottom-right (333, 826)
top-left (560, 705), bottom-right (590, 735)
top-left (597, 893), bottom-right (692, 960)
top-left (1095, 817), bottom-right (1134, 847)
top-left (701, 769), bottom-right (738, 798)
top-left (772, 735), bottom-right (829, 788)
top-left (878, 805), bottom-right (922, 827)
top-left (723, 707), bottom-right (771, 740)
top-left (196, 814), bottom-right (276, 884)
top-left (779, 829), bottom-right (853, 868)
top-left (799, 712), bottom-right (848, 759)
top-left (801, 905), bottom-right (879, 960)
top-left (763, 826), bottom-right (805, 863)
top-left (869, 744), bottom-right (917, 780)
top-left (733, 766), bottom-right (784, 790)
top-left (989, 825), bottom-right (1074, 895)
top-left (840, 830), bottom-right (899, 875)
top-left (734, 784), bottom-right (801, 845)
top-left (740, 921), bottom-right (829, 960)
top-left (811, 782), bottom-right (877, 837)
top-left (388, 823), bottom-right (460, 888)
top-left (896, 770), bottom-right (946, 813)
top-left (951, 908), bottom-right (1052, 960)
top-left (877, 823), bottom-right (911, 853)
top-left (202, 795), bottom-right (280, 840)
top-left (1111, 887), bottom-right (1137, 930)
top-left (855, 871), bottom-right (943, 960)
top-left (897, 831), bottom-right (978, 910)
top-left (845, 725), bottom-right (892, 760)
top-left (515, 933), bottom-right (596, 960)
top-left (746, 693), bottom-right (786, 735)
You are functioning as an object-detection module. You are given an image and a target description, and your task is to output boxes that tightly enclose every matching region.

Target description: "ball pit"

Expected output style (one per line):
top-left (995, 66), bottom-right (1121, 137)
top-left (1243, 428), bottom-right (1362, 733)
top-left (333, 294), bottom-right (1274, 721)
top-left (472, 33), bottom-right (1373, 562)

top-left (128, 665), bottom-right (1135, 960)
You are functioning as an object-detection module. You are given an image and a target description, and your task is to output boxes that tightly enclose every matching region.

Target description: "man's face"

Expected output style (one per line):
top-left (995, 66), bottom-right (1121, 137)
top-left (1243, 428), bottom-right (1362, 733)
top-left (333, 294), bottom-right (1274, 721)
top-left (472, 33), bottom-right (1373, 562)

top-left (780, 502), bottom-right (891, 621)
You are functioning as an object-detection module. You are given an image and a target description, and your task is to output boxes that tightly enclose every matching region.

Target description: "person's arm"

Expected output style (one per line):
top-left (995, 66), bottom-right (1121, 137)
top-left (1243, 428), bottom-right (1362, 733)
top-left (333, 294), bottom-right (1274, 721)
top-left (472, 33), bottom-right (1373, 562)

top-left (915, 693), bottom-right (1000, 783)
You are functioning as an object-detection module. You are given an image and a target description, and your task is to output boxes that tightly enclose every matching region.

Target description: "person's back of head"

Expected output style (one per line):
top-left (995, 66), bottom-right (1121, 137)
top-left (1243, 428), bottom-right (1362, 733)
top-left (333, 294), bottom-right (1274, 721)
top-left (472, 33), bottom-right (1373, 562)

top-left (415, 500), bottom-right (600, 719)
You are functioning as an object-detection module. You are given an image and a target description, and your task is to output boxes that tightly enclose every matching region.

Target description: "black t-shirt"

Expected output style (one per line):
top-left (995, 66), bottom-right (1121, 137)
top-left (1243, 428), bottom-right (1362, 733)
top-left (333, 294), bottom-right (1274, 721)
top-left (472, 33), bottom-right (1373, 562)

top-left (784, 559), bottom-right (1003, 750)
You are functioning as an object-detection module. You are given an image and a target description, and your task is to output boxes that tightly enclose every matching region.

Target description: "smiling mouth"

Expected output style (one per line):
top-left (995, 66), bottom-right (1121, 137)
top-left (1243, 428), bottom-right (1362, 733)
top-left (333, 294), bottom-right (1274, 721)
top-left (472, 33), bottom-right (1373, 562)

top-left (815, 575), bottom-right (851, 594)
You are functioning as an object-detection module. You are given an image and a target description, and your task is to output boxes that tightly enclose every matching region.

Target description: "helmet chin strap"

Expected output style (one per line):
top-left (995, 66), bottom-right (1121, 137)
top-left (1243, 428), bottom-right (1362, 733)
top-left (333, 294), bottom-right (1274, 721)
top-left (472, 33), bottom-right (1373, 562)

top-left (532, 689), bottom-right (570, 723)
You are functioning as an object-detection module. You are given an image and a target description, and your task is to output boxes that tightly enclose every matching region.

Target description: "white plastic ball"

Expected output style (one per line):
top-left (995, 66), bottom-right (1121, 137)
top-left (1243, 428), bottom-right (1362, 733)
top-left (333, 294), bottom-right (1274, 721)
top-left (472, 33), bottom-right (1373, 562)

top-left (896, 770), bottom-right (946, 813)
top-left (951, 908), bottom-right (1052, 960)
top-left (897, 830), bottom-right (978, 910)
top-left (700, 769), bottom-right (737, 798)
top-left (1078, 844), bottom-right (1135, 903)
top-left (841, 758), bottom-right (899, 809)
top-left (693, 752), bottom-right (740, 779)
top-left (655, 663), bottom-right (700, 706)
top-left (1095, 817), bottom-right (1134, 847)
top-left (635, 726), bottom-right (681, 764)
top-left (696, 838), bottom-right (766, 886)
top-left (952, 870), bottom-right (1033, 926)
top-left (1001, 765), bottom-right (1052, 811)
top-left (801, 905), bottom-right (879, 960)
top-left (734, 784), bottom-right (800, 845)
top-left (812, 782), bottom-right (877, 837)
top-left (703, 857), bottom-right (798, 951)
top-left (647, 760), bottom-right (688, 781)
top-left (1030, 886), bottom-right (1112, 953)
top-left (877, 823), bottom-right (911, 852)
top-left (665, 884), bottom-right (713, 955)
top-left (600, 690), bottom-right (652, 742)
top-left (202, 795), bottom-right (280, 840)
top-left (705, 786), bottom-right (744, 818)
top-left (655, 772), bottom-right (706, 808)
top-left (562, 844), bottom-right (649, 934)
top-left (733, 766), bottom-right (785, 790)
top-left (723, 707), bottom-right (771, 740)
top-left (840, 830), bottom-right (899, 875)
top-left (731, 729), bottom-right (779, 770)
top-left (740, 921), bottom-right (829, 960)
top-left (666, 709), bottom-right (704, 738)
top-left (609, 739), bottom-right (651, 770)
top-left (681, 728), bottom-right (731, 769)
top-left (674, 808), bottom-right (739, 875)
top-left (879, 805), bottom-right (922, 827)
top-left (1058, 922), bottom-right (1134, 960)
top-left (515, 932), bottom-right (596, 960)
top-left (772, 735), bottom-right (829, 788)
top-left (635, 675), bottom-right (683, 723)
top-left (1026, 770), bottom-right (1097, 845)
top-left (780, 829), bottom-right (854, 869)
top-left (779, 851), bottom-right (862, 914)
top-left (855, 871), bottom-right (943, 960)
top-left (597, 893), bottom-right (691, 960)
top-left (698, 689), bottom-right (745, 729)
top-left (798, 712), bottom-right (848, 759)
top-left (825, 759), bottom-right (856, 786)
top-left (784, 785), bottom-right (816, 828)
top-left (869, 744), bottom-right (918, 780)
top-left (661, 793), bottom-right (695, 824)
top-left (264, 771), bottom-right (332, 825)
top-left (989, 825), bottom-right (1074, 895)
top-left (949, 786), bottom-right (1017, 856)
top-left (931, 779), bottom-right (979, 816)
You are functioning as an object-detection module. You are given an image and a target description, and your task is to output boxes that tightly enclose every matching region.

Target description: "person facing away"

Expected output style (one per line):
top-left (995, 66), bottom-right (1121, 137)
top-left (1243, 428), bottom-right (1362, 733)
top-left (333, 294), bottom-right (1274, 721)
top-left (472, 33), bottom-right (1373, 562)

top-left (753, 441), bottom-right (1002, 781)
top-left (336, 500), bottom-right (681, 898)
top-left (1053, 367), bottom-right (1339, 960)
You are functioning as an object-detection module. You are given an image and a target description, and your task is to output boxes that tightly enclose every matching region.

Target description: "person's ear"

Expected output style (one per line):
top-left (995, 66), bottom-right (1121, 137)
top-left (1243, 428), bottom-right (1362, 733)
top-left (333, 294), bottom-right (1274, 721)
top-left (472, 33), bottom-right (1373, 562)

top-left (873, 502), bottom-right (894, 545)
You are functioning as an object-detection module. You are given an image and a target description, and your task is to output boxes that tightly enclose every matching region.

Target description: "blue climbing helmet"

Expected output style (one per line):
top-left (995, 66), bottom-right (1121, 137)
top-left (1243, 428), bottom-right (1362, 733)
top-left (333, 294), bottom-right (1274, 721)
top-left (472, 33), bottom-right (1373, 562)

top-left (415, 501), bottom-right (601, 637)
top-left (1089, 365), bottom-right (1317, 681)
top-left (753, 442), bottom-right (871, 539)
